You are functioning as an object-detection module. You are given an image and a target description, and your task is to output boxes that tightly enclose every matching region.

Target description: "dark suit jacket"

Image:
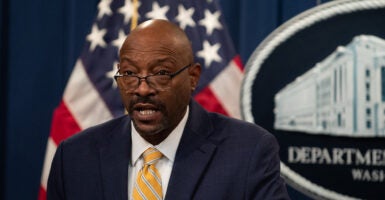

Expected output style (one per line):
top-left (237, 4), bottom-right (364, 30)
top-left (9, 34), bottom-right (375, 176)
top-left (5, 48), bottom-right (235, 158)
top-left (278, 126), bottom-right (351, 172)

top-left (47, 100), bottom-right (290, 200)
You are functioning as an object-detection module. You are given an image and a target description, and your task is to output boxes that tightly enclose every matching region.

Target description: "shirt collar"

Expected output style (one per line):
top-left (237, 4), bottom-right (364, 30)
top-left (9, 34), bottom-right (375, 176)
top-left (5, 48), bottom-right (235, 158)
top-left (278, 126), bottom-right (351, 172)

top-left (131, 106), bottom-right (189, 165)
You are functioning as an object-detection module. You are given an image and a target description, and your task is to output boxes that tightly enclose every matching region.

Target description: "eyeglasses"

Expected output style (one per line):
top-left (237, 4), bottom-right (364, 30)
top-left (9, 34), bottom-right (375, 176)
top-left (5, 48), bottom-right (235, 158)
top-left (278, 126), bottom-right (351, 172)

top-left (114, 64), bottom-right (191, 92)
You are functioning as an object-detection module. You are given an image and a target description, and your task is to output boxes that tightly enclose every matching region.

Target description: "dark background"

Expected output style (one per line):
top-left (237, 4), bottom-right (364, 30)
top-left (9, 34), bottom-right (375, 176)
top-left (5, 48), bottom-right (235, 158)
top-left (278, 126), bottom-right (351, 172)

top-left (0, 0), bottom-right (329, 199)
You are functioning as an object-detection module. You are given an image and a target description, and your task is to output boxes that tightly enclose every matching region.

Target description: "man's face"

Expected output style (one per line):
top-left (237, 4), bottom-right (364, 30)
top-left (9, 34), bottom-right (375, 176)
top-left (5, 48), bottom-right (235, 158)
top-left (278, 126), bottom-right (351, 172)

top-left (117, 32), bottom-right (199, 144)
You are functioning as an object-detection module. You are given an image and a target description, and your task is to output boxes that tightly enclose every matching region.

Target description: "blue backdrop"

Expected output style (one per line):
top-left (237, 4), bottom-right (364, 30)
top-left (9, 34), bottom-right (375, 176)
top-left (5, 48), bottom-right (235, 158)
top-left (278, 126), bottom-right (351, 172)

top-left (0, 0), bottom-right (329, 199)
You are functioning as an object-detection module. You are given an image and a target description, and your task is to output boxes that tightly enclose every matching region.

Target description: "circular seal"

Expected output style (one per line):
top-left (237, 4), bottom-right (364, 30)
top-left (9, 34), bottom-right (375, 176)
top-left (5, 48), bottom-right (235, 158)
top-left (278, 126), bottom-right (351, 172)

top-left (241, 0), bottom-right (385, 199)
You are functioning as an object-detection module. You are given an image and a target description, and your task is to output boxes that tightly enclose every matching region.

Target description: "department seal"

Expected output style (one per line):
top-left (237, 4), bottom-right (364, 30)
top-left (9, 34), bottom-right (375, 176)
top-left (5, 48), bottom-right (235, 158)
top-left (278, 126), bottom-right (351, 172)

top-left (241, 0), bottom-right (385, 199)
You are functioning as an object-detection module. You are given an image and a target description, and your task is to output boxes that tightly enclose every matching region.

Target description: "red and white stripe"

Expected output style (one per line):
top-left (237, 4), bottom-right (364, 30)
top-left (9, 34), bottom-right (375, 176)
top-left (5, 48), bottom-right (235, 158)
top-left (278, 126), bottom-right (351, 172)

top-left (38, 59), bottom-right (114, 200)
top-left (195, 56), bottom-right (244, 119)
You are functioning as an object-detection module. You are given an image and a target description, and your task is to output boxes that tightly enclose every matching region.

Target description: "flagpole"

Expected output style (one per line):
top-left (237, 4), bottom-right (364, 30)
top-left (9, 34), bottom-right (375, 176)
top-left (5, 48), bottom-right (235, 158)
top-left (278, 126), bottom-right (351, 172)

top-left (131, 0), bottom-right (139, 30)
top-left (123, 0), bottom-right (139, 115)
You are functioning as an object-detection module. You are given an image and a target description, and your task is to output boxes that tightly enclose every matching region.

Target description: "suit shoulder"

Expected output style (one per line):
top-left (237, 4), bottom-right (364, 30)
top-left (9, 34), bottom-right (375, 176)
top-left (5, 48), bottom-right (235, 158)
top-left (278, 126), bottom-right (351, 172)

top-left (208, 112), bottom-right (273, 139)
top-left (62, 115), bottom-right (129, 146)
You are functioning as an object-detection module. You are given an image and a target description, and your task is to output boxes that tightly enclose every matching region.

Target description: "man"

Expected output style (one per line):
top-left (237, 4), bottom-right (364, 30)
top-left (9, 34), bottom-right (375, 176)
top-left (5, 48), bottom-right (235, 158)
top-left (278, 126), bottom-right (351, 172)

top-left (47, 19), bottom-right (290, 200)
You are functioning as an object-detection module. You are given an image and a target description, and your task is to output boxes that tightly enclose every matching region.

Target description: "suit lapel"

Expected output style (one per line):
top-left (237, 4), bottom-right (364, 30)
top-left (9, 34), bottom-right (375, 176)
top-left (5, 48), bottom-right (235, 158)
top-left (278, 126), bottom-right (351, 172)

top-left (98, 116), bottom-right (132, 200)
top-left (165, 100), bottom-right (217, 199)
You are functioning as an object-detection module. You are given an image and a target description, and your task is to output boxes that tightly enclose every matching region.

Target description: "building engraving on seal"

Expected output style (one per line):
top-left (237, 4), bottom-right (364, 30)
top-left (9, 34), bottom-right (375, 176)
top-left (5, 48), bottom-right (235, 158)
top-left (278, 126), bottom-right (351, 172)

top-left (274, 35), bottom-right (385, 137)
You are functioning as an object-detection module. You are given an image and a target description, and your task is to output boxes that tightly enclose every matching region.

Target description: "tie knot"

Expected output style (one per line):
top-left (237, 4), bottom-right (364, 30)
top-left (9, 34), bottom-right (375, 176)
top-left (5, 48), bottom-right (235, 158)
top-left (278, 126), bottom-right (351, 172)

top-left (142, 148), bottom-right (163, 165)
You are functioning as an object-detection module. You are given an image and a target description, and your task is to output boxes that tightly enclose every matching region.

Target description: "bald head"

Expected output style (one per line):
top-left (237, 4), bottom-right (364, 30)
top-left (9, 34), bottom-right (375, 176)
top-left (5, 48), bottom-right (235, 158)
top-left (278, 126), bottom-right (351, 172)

top-left (120, 19), bottom-right (193, 65)
top-left (131, 19), bottom-right (187, 40)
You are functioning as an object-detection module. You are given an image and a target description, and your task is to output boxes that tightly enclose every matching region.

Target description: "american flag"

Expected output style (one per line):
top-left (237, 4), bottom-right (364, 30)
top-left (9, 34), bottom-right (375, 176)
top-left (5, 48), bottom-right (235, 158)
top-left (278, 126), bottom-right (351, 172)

top-left (38, 0), bottom-right (243, 199)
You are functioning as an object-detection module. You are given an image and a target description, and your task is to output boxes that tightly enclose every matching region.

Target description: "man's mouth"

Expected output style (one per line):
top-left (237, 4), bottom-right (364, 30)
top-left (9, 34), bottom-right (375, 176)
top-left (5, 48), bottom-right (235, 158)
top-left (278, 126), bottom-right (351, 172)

top-left (133, 103), bottom-right (159, 112)
top-left (139, 109), bottom-right (156, 115)
top-left (131, 103), bottom-right (162, 121)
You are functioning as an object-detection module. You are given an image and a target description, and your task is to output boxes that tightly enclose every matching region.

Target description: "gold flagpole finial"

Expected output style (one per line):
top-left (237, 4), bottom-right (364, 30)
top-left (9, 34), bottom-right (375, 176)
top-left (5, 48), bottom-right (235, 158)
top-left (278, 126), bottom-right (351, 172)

top-left (131, 0), bottom-right (139, 30)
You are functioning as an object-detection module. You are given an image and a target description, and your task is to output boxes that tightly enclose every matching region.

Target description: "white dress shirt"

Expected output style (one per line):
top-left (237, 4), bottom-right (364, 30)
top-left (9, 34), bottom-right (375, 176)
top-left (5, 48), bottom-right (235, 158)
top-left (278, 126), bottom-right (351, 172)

top-left (128, 106), bottom-right (189, 200)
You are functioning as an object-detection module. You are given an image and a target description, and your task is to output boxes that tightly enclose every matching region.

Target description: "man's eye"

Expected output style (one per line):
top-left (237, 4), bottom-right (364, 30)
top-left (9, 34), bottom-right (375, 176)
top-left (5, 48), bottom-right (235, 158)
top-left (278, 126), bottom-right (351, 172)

top-left (155, 70), bottom-right (170, 75)
top-left (122, 71), bottom-right (135, 75)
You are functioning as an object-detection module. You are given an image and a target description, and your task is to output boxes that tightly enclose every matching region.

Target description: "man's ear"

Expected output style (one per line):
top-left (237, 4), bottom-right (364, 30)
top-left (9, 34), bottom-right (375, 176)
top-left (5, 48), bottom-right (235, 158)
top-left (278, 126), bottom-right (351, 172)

top-left (189, 63), bottom-right (201, 91)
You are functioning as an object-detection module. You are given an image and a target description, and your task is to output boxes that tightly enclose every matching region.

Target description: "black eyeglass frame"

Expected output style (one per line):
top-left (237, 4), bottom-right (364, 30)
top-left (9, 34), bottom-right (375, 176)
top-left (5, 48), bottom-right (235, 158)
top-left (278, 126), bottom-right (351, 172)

top-left (114, 63), bottom-right (192, 91)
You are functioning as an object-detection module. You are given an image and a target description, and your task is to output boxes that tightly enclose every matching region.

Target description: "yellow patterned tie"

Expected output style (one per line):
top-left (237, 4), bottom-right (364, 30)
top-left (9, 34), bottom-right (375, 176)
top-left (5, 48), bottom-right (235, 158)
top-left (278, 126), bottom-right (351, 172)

top-left (133, 148), bottom-right (163, 200)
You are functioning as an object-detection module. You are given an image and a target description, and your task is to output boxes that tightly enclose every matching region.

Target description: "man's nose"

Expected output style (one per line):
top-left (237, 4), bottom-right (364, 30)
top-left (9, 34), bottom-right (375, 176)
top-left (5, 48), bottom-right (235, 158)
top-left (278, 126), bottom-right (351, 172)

top-left (134, 78), bottom-right (156, 96)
